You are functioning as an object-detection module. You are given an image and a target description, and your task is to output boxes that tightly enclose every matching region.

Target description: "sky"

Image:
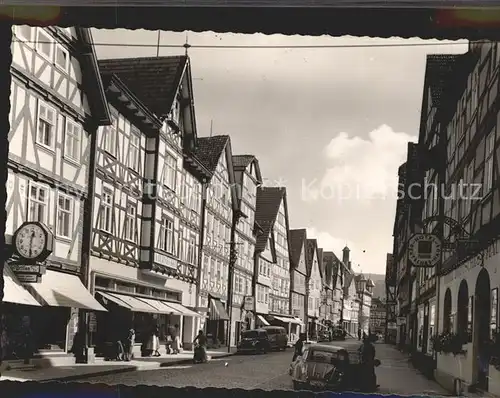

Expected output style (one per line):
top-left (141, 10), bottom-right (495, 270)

top-left (92, 29), bottom-right (468, 274)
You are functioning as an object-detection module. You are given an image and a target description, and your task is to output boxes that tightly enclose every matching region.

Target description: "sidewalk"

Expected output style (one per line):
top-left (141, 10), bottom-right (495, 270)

top-left (375, 343), bottom-right (451, 396)
top-left (0, 347), bottom-right (236, 383)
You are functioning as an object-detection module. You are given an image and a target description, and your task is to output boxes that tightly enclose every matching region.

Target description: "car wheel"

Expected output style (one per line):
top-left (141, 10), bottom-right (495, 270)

top-left (292, 381), bottom-right (301, 390)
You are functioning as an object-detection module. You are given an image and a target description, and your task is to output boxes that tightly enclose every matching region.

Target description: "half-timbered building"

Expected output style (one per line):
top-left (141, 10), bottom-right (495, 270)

top-left (320, 249), bottom-right (335, 325)
top-left (354, 273), bottom-right (374, 335)
top-left (231, 155), bottom-right (262, 341)
top-left (340, 246), bottom-right (360, 336)
top-left (323, 251), bottom-right (343, 326)
top-left (305, 239), bottom-right (322, 340)
top-left (385, 253), bottom-right (398, 344)
top-left (427, 43), bottom-right (500, 395)
top-left (254, 187), bottom-right (296, 335)
top-left (194, 135), bottom-right (236, 346)
top-left (89, 55), bottom-right (207, 352)
top-left (4, 26), bottom-right (110, 362)
top-left (289, 228), bottom-right (308, 342)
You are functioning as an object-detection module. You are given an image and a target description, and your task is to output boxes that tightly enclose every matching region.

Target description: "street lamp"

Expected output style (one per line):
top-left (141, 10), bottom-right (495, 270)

top-left (226, 209), bottom-right (244, 353)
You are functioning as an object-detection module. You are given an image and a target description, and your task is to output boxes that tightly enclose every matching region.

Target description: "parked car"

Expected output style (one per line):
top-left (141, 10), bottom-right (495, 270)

top-left (290, 343), bottom-right (381, 392)
top-left (260, 326), bottom-right (288, 351)
top-left (237, 329), bottom-right (271, 354)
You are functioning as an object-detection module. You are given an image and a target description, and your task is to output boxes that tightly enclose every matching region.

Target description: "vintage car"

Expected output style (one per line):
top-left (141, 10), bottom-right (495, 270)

top-left (237, 329), bottom-right (271, 354)
top-left (290, 343), bottom-right (381, 392)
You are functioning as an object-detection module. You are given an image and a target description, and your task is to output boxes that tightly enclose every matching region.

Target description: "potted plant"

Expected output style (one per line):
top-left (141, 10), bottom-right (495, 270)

top-left (431, 331), bottom-right (467, 356)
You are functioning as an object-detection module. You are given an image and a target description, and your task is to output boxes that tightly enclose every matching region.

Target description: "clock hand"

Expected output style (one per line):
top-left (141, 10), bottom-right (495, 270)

top-left (29, 231), bottom-right (35, 257)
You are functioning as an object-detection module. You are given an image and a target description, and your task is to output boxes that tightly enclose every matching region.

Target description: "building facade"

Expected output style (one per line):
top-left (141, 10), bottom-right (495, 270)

top-left (3, 26), bottom-right (110, 362)
top-left (305, 239), bottom-right (322, 340)
top-left (370, 297), bottom-right (387, 334)
top-left (289, 228), bottom-right (308, 341)
top-left (385, 253), bottom-right (398, 344)
top-left (231, 155), bottom-right (262, 340)
top-left (355, 274), bottom-right (374, 335)
top-left (319, 248), bottom-right (335, 325)
top-left (195, 135), bottom-right (236, 347)
top-left (425, 43), bottom-right (500, 395)
top-left (341, 247), bottom-right (360, 336)
top-left (324, 251), bottom-right (344, 326)
top-left (90, 55), bottom-right (207, 353)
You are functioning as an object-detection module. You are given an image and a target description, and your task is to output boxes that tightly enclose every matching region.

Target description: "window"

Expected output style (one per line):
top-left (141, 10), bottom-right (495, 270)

top-left (28, 182), bottom-right (48, 224)
top-left (36, 29), bottom-right (53, 59)
top-left (64, 119), bottom-right (81, 162)
top-left (104, 116), bottom-right (117, 156)
top-left (484, 130), bottom-right (496, 194)
top-left (124, 203), bottom-right (137, 242)
top-left (128, 133), bottom-right (140, 172)
top-left (163, 153), bottom-right (176, 190)
top-left (37, 101), bottom-right (56, 148)
top-left (15, 25), bottom-right (32, 41)
top-left (100, 189), bottom-right (113, 233)
top-left (187, 235), bottom-right (197, 265)
top-left (55, 44), bottom-right (69, 71)
top-left (56, 193), bottom-right (73, 238)
top-left (160, 217), bottom-right (174, 254)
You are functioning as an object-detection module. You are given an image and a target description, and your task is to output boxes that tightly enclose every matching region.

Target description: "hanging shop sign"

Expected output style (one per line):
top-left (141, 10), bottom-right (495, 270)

top-left (407, 233), bottom-right (442, 268)
top-left (243, 296), bottom-right (254, 311)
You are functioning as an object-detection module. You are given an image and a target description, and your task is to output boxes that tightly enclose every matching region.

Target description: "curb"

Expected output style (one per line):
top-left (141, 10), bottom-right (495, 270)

top-left (39, 353), bottom-right (235, 383)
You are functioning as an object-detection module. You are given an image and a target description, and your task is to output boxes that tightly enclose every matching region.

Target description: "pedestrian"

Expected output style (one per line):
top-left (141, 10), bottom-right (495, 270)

top-left (193, 329), bottom-right (208, 362)
top-left (124, 328), bottom-right (135, 361)
top-left (359, 334), bottom-right (378, 391)
top-left (292, 333), bottom-right (306, 362)
top-left (152, 326), bottom-right (161, 357)
top-left (173, 323), bottom-right (181, 354)
top-left (358, 327), bottom-right (362, 341)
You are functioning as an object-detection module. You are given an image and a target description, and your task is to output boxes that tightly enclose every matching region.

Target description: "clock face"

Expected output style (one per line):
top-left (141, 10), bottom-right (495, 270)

top-left (15, 224), bottom-right (46, 260)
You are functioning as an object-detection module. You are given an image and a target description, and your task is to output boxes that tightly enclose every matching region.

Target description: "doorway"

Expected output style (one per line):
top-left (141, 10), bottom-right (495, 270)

top-left (473, 269), bottom-right (491, 391)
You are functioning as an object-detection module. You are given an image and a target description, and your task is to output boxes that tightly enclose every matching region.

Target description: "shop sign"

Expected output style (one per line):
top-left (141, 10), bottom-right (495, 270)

top-left (243, 296), bottom-right (254, 311)
top-left (16, 273), bottom-right (41, 283)
top-left (10, 264), bottom-right (46, 274)
top-left (153, 252), bottom-right (178, 270)
top-left (89, 313), bottom-right (97, 332)
top-left (407, 233), bottom-right (442, 268)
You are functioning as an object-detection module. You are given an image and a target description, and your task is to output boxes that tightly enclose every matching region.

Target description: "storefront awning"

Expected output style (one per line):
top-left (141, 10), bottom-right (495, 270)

top-left (209, 297), bottom-right (229, 321)
top-left (97, 291), bottom-right (159, 313)
top-left (3, 264), bottom-right (40, 306)
top-left (162, 301), bottom-right (204, 318)
top-left (26, 270), bottom-right (107, 311)
top-left (257, 314), bottom-right (270, 326)
top-left (135, 297), bottom-right (183, 315)
top-left (290, 317), bottom-right (304, 325)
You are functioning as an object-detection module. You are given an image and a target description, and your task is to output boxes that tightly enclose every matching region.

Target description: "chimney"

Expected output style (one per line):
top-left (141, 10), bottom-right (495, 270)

top-left (342, 246), bottom-right (350, 265)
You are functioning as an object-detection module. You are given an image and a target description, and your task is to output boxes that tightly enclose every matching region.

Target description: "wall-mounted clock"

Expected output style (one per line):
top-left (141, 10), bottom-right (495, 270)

top-left (13, 221), bottom-right (54, 263)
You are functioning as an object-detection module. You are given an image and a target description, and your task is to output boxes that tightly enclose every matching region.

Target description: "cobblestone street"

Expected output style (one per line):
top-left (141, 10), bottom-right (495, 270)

top-left (74, 342), bottom-right (450, 395)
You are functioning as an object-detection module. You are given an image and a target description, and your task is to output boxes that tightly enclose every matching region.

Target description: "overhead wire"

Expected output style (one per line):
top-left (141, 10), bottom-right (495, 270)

top-left (12, 38), bottom-right (471, 49)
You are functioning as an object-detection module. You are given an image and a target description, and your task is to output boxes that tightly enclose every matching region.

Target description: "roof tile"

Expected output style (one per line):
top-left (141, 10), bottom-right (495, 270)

top-left (255, 187), bottom-right (286, 253)
top-left (98, 55), bottom-right (187, 118)
top-left (289, 229), bottom-right (307, 268)
top-left (194, 135), bottom-right (230, 175)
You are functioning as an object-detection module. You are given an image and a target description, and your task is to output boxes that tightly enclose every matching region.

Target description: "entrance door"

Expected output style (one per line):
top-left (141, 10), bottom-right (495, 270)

top-left (422, 304), bottom-right (429, 354)
top-left (473, 269), bottom-right (491, 391)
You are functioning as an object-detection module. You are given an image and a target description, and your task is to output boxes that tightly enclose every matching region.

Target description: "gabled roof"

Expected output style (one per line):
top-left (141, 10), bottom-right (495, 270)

top-left (98, 55), bottom-right (188, 119)
top-left (233, 155), bottom-right (255, 169)
top-left (305, 239), bottom-right (318, 277)
top-left (75, 28), bottom-right (111, 125)
top-left (195, 135), bottom-right (230, 175)
top-left (255, 187), bottom-right (286, 253)
top-left (323, 251), bottom-right (341, 288)
top-left (425, 54), bottom-right (460, 108)
top-left (324, 253), bottom-right (333, 287)
top-left (343, 273), bottom-right (354, 295)
top-left (317, 247), bottom-right (324, 280)
top-left (289, 229), bottom-right (307, 269)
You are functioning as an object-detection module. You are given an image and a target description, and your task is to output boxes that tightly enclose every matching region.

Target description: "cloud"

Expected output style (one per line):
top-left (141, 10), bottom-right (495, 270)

top-left (302, 124), bottom-right (417, 204)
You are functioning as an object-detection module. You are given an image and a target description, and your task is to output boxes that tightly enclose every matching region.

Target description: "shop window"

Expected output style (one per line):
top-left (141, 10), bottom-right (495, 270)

top-left (468, 295), bottom-right (474, 343)
top-left (491, 288), bottom-right (498, 339)
top-left (443, 288), bottom-right (452, 332)
top-left (457, 280), bottom-right (469, 343)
